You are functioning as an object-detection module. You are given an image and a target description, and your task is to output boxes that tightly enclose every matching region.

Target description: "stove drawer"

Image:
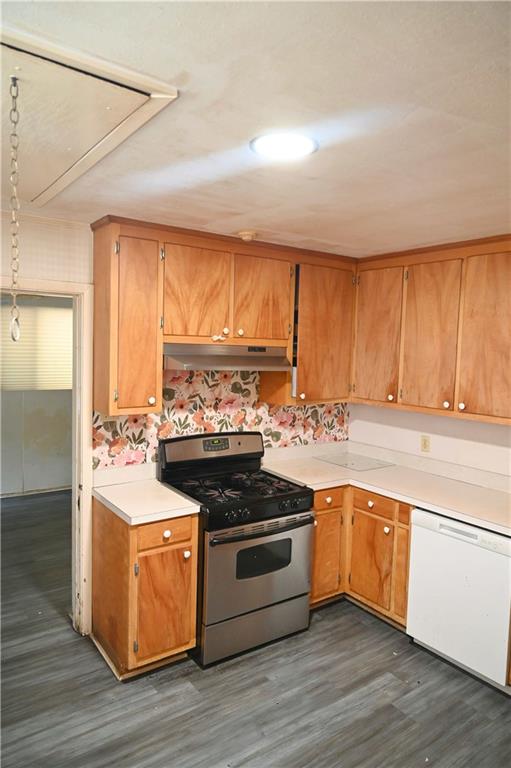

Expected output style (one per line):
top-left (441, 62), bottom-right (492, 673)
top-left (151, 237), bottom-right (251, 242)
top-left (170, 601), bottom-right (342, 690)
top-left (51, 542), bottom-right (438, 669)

top-left (314, 487), bottom-right (344, 511)
top-left (137, 515), bottom-right (193, 551)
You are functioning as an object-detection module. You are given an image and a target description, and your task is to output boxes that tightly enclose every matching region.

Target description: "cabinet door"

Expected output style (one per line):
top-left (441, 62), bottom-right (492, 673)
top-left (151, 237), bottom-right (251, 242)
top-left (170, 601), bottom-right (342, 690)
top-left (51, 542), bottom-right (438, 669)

top-left (349, 510), bottom-right (393, 611)
top-left (353, 266), bottom-right (403, 402)
top-left (118, 235), bottom-right (162, 410)
top-left (392, 526), bottom-right (409, 623)
top-left (233, 254), bottom-right (292, 340)
top-left (136, 544), bottom-right (196, 663)
top-left (164, 243), bottom-right (231, 338)
top-left (311, 509), bottom-right (342, 603)
top-left (401, 259), bottom-right (462, 410)
top-left (297, 264), bottom-right (354, 402)
top-left (458, 253), bottom-right (511, 418)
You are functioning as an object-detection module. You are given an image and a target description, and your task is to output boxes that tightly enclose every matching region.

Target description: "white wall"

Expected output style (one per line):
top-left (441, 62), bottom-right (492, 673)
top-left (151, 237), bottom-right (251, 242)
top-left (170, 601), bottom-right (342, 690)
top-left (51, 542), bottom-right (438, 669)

top-left (349, 404), bottom-right (510, 476)
top-left (1, 390), bottom-right (73, 494)
top-left (1, 212), bottom-right (92, 284)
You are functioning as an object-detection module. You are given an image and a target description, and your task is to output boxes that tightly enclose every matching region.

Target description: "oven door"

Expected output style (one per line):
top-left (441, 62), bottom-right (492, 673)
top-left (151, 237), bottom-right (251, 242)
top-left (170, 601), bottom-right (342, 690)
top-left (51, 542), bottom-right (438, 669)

top-left (203, 513), bottom-right (314, 625)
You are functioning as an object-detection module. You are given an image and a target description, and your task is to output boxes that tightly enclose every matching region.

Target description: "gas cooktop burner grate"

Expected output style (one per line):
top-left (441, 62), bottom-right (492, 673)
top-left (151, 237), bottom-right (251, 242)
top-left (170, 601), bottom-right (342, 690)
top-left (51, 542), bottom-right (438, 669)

top-left (177, 470), bottom-right (301, 506)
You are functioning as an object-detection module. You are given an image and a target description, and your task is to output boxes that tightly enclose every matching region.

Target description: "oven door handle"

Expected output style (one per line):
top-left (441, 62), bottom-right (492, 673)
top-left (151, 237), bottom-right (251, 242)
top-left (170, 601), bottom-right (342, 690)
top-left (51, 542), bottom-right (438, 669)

top-left (209, 514), bottom-right (314, 547)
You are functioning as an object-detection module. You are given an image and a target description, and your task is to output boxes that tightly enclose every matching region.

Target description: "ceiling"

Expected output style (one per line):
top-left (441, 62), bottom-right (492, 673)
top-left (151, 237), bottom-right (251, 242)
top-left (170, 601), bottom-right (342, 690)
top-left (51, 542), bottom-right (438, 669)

top-left (2, 1), bottom-right (510, 257)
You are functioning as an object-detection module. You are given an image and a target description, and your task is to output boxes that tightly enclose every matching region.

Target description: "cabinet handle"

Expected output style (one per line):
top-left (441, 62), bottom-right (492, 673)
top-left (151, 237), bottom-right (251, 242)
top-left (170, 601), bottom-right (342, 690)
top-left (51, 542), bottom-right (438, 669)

top-left (458, 402), bottom-right (466, 411)
top-left (183, 550), bottom-right (191, 560)
top-left (325, 496), bottom-right (332, 505)
top-left (299, 393), bottom-right (306, 400)
top-left (443, 401), bottom-right (450, 409)
top-left (387, 394), bottom-right (394, 402)
top-left (148, 396), bottom-right (156, 406)
top-left (162, 529), bottom-right (172, 540)
top-left (223, 327), bottom-right (230, 335)
top-left (383, 526), bottom-right (391, 535)
top-left (367, 500), bottom-right (374, 509)
top-left (237, 328), bottom-right (245, 336)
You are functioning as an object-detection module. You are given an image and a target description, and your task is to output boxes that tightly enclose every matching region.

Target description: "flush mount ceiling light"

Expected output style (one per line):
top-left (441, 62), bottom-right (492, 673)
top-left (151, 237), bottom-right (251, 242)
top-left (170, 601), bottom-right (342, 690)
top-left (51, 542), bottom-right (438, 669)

top-left (250, 132), bottom-right (318, 161)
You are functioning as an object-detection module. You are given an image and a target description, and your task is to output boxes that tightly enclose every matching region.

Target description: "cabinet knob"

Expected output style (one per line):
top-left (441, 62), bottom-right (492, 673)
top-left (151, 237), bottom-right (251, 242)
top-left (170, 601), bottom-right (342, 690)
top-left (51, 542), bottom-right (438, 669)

top-left (314, 520), bottom-right (318, 527)
top-left (237, 328), bottom-right (245, 336)
top-left (223, 327), bottom-right (230, 335)
top-left (211, 334), bottom-right (226, 342)
top-left (383, 526), bottom-right (391, 535)
top-left (367, 500), bottom-right (374, 509)
top-left (325, 496), bottom-right (332, 505)
top-left (458, 402), bottom-right (466, 411)
top-left (443, 401), bottom-right (450, 409)
top-left (162, 529), bottom-right (172, 540)
top-left (183, 550), bottom-right (191, 560)
top-left (148, 396), bottom-right (156, 406)
top-left (299, 393), bottom-right (306, 400)
top-left (387, 394), bottom-right (394, 402)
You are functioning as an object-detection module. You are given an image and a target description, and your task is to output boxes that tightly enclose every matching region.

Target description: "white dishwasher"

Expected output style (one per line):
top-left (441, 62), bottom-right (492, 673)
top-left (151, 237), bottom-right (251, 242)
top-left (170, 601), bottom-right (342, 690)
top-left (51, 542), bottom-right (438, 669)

top-left (407, 508), bottom-right (511, 688)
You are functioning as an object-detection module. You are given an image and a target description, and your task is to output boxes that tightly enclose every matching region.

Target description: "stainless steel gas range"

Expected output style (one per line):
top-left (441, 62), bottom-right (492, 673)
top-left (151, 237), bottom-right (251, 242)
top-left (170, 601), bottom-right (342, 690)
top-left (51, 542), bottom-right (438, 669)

top-left (157, 432), bottom-right (314, 665)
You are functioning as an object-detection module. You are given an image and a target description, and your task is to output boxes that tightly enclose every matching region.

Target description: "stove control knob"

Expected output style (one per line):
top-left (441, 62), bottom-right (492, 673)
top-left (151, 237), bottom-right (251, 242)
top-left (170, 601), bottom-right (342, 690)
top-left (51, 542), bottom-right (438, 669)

top-left (241, 508), bottom-right (250, 521)
top-left (226, 510), bottom-right (239, 523)
top-left (290, 498), bottom-right (300, 509)
top-left (279, 499), bottom-right (290, 512)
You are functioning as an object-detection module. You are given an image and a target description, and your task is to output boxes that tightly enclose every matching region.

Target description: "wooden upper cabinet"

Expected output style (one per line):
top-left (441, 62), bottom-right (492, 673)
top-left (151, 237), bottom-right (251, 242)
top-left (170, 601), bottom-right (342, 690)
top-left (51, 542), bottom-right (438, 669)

top-left (93, 224), bottom-right (163, 416)
top-left (400, 259), bottom-right (462, 410)
top-left (233, 254), bottom-right (292, 340)
top-left (297, 264), bottom-right (354, 402)
top-left (118, 236), bottom-right (162, 410)
top-left (458, 253), bottom-right (511, 418)
top-left (352, 266), bottom-right (403, 402)
top-left (349, 510), bottom-right (394, 612)
top-left (164, 243), bottom-right (231, 339)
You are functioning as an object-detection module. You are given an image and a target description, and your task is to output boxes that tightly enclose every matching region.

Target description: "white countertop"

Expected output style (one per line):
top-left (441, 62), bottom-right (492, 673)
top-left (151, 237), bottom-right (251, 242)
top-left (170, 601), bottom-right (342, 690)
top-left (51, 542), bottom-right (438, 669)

top-left (263, 452), bottom-right (511, 537)
top-left (92, 479), bottom-right (199, 525)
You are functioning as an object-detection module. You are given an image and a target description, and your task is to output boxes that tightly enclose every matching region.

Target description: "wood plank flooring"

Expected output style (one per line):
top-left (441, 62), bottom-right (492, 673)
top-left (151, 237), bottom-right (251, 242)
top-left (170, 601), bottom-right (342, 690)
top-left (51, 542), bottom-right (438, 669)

top-left (2, 492), bottom-right (510, 768)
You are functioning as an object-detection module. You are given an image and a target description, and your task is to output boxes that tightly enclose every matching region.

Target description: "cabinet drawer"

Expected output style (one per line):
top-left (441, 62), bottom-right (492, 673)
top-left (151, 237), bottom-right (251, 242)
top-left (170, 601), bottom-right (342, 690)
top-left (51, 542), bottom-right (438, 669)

top-left (353, 489), bottom-right (395, 521)
top-left (398, 503), bottom-right (411, 526)
top-left (137, 516), bottom-right (193, 551)
top-left (314, 487), bottom-right (344, 511)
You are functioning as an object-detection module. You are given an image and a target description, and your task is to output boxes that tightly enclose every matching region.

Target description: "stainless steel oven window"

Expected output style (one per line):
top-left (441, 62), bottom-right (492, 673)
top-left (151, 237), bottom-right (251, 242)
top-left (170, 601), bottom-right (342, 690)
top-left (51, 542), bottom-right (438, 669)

top-left (236, 539), bottom-right (292, 580)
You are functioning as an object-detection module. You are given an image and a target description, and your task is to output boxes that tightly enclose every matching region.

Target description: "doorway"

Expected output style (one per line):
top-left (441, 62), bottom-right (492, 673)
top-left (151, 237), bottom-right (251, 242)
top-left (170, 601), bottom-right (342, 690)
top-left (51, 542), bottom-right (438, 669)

top-left (0, 279), bottom-right (93, 635)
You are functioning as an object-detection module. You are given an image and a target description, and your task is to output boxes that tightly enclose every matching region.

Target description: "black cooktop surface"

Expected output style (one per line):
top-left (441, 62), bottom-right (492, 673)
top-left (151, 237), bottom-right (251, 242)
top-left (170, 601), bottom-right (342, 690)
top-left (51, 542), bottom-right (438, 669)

top-left (171, 470), bottom-right (302, 507)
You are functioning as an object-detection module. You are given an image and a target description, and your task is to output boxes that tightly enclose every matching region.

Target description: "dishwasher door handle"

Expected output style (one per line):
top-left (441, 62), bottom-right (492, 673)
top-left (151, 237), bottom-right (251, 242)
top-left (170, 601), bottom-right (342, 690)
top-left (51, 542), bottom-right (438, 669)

top-left (438, 522), bottom-right (479, 541)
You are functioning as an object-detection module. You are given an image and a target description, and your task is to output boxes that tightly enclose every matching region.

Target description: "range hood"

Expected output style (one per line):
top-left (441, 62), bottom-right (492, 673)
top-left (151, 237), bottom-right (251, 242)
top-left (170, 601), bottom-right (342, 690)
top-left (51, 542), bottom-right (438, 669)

top-left (163, 343), bottom-right (292, 372)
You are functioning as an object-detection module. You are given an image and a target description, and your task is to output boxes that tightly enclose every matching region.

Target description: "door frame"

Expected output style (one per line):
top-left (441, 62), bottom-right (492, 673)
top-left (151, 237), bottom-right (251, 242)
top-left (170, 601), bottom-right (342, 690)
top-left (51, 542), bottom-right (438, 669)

top-left (1, 276), bottom-right (93, 634)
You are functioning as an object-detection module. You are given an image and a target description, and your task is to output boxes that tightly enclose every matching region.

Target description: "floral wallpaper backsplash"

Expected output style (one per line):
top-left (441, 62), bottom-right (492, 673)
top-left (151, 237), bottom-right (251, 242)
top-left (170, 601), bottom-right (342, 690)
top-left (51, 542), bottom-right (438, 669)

top-left (92, 370), bottom-right (348, 469)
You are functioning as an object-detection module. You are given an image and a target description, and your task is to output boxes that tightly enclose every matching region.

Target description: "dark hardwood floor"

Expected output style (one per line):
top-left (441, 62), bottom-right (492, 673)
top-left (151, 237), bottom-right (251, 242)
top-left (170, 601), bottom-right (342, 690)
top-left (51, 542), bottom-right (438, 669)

top-left (1, 491), bottom-right (510, 768)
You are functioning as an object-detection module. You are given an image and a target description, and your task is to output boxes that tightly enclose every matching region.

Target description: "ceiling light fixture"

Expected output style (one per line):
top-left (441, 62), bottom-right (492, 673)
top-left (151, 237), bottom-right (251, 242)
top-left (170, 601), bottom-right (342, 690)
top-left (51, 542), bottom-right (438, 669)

top-left (250, 132), bottom-right (318, 162)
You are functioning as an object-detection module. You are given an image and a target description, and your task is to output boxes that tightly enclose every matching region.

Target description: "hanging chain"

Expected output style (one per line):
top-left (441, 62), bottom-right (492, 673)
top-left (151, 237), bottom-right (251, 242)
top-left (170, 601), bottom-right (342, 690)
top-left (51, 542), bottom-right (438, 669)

top-left (9, 76), bottom-right (21, 342)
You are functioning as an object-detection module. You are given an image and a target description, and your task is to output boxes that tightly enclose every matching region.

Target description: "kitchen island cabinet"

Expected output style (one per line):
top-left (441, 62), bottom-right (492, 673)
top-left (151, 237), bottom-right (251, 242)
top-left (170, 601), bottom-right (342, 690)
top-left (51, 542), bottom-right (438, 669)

top-left (92, 498), bottom-right (198, 678)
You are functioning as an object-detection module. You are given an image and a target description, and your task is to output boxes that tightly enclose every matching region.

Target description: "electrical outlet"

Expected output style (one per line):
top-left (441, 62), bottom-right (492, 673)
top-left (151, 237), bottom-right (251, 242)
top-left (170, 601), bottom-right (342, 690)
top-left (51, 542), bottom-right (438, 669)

top-left (420, 435), bottom-right (431, 453)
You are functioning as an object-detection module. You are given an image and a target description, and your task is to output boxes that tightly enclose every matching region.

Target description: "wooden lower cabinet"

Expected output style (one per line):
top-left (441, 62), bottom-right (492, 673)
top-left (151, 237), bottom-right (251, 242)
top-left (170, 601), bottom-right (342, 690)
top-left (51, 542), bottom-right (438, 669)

top-left (311, 508), bottom-right (343, 604)
top-left (92, 498), bottom-right (198, 677)
top-left (349, 510), bottom-right (394, 611)
top-left (344, 489), bottom-right (411, 626)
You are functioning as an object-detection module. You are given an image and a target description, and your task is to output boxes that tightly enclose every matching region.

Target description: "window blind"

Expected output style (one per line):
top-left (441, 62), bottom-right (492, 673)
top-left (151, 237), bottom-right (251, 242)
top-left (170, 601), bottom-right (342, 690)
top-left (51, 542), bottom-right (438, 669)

top-left (1, 303), bottom-right (73, 390)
